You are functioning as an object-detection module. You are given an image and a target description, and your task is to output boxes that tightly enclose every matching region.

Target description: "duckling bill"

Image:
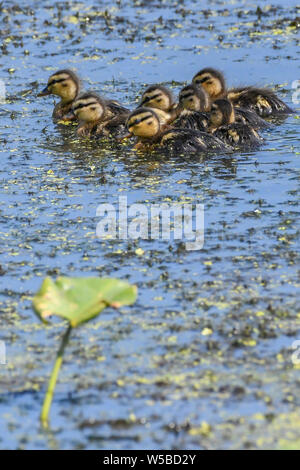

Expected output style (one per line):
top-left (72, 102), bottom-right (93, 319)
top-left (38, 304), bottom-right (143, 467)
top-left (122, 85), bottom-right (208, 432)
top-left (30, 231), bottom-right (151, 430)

top-left (38, 69), bottom-right (80, 120)
top-left (126, 107), bottom-right (229, 153)
top-left (72, 92), bottom-right (130, 137)
top-left (193, 68), bottom-right (293, 117)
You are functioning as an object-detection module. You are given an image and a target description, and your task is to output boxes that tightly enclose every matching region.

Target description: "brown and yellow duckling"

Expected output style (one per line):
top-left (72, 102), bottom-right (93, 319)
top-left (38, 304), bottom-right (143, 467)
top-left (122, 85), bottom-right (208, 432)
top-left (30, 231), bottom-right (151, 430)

top-left (126, 107), bottom-right (229, 153)
top-left (180, 81), bottom-right (268, 130)
top-left (72, 92), bottom-right (130, 137)
top-left (192, 68), bottom-right (293, 117)
top-left (208, 99), bottom-right (263, 148)
top-left (38, 69), bottom-right (80, 120)
top-left (138, 85), bottom-right (180, 125)
top-left (178, 83), bottom-right (210, 112)
top-left (174, 84), bottom-right (210, 131)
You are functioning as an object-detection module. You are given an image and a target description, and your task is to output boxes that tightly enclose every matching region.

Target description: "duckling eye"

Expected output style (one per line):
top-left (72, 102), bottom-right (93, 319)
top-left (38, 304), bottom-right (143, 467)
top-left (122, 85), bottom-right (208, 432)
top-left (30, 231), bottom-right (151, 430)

top-left (156, 98), bottom-right (162, 102)
top-left (62, 83), bottom-right (68, 87)
top-left (91, 107), bottom-right (97, 111)
top-left (189, 98), bottom-right (193, 102)
top-left (147, 121), bottom-right (153, 125)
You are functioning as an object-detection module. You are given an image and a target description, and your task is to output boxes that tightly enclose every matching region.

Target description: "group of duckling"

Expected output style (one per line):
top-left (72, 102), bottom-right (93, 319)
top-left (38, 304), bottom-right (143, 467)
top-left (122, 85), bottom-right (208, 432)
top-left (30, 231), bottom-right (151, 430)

top-left (38, 67), bottom-right (293, 154)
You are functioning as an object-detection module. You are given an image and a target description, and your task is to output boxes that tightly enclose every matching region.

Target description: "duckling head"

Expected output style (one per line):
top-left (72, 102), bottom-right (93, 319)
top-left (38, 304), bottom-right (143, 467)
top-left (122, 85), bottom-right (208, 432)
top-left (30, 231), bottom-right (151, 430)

top-left (209, 99), bottom-right (235, 128)
top-left (127, 107), bottom-right (160, 139)
top-left (192, 68), bottom-right (225, 100)
top-left (179, 84), bottom-right (210, 112)
top-left (139, 85), bottom-right (175, 112)
top-left (72, 93), bottom-right (106, 123)
top-left (38, 69), bottom-right (80, 103)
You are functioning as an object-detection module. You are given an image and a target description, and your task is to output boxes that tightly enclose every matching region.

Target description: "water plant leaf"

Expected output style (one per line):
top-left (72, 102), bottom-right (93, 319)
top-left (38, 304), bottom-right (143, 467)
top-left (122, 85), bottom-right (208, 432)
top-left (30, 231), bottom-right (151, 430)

top-left (33, 277), bottom-right (137, 327)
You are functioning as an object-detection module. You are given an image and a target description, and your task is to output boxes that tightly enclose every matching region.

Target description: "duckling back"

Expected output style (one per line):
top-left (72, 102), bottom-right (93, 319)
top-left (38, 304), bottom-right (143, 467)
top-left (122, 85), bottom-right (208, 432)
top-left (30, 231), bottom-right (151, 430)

top-left (174, 109), bottom-right (209, 132)
top-left (235, 107), bottom-right (269, 129)
top-left (228, 87), bottom-right (293, 117)
top-left (103, 100), bottom-right (130, 134)
top-left (159, 128), bottom-right (230, 154)
top-left (213, 122), bottom-right (263, 149)
top-left (105, 100), bottom-right (130, 117)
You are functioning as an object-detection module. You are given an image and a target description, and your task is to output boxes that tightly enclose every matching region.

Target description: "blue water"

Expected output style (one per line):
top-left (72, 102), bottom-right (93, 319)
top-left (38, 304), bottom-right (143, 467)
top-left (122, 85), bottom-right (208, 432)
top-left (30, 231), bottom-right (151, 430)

top-left (0, 0), bottom-right (299, 449)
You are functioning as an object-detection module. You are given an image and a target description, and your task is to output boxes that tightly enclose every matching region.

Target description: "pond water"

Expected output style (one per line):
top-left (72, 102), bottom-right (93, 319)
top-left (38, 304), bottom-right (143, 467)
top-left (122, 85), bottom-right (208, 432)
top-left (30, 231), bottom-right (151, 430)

top-left (0, 0), bottom-right (299, 450)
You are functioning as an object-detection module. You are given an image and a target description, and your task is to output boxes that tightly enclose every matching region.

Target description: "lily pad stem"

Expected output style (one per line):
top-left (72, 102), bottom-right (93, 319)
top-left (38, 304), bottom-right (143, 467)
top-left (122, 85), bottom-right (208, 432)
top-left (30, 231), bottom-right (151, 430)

top-left (40, 324), bottom-right (72, 427)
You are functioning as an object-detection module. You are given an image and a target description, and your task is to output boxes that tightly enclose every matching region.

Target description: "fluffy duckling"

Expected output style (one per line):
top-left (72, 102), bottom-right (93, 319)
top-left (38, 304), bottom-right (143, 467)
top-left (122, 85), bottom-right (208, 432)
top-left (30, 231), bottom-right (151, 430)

top-left (138, 85), bottom-right (179, 125)
top-left (126, 107), bottom-right (229, 153)
top-left (38, 69), bottom-right (80, 120)
top-left (174, 84), bottom-right (210, 131)
top-left (179, 83), bottom-right (210, 112)
top-left (192, 68), bottom-right (293, 117)
top-left (72, 92), bottom-right (130, 137)
top-left (180, 82), bottom-right (268, 130)
top-left (208, 99), bottom-right (263, 148)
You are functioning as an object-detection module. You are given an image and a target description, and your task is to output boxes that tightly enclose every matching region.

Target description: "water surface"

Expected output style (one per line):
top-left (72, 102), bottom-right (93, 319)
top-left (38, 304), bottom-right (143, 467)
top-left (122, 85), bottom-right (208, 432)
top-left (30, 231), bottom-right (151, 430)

top-left (0, 0), bottom-right (299, 449)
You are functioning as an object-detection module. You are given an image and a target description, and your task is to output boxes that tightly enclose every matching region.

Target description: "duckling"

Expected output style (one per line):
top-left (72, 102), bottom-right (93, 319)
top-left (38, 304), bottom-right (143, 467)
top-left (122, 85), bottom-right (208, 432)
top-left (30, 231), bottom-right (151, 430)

top-left (208, 99), bottom-right (263, 148)
top-left (72, 92), bottom-right (130, 137)
top-left (181, 82), bottom-right (268, 130)
top-left (126, 107), bottom-right (229, 153)
top-left (179, 83), bottom-right (210, 112)
top-left (192, 68), bottom-right (293, 117)
top-left (38, 69), bottom-right (80, 120)
top-left (174, 84), bottom-right (210, 131)
top-left (138, 85), bottom-right (179, 125)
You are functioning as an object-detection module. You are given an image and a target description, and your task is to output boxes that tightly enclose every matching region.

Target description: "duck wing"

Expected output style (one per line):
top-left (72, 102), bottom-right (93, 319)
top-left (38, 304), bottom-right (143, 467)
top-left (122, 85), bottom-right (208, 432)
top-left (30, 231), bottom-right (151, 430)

top-left (214, 123), bottom-right (263, 148)
top-left (105, 100), bottom-right (130, 117)
top-left (228, 87), bottom-right (293, 117)
top-left (235, 107), bottom-right (269, 129)
top-left (174, 110), bottom-right (209, 131)
top-left (160, 128), bottom-right (229, 153)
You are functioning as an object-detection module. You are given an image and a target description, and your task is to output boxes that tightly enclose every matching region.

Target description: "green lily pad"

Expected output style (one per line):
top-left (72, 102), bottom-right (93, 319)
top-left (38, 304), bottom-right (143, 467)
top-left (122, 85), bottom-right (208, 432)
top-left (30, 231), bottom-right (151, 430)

top-left (33, 276), bottom-right (137, 327)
